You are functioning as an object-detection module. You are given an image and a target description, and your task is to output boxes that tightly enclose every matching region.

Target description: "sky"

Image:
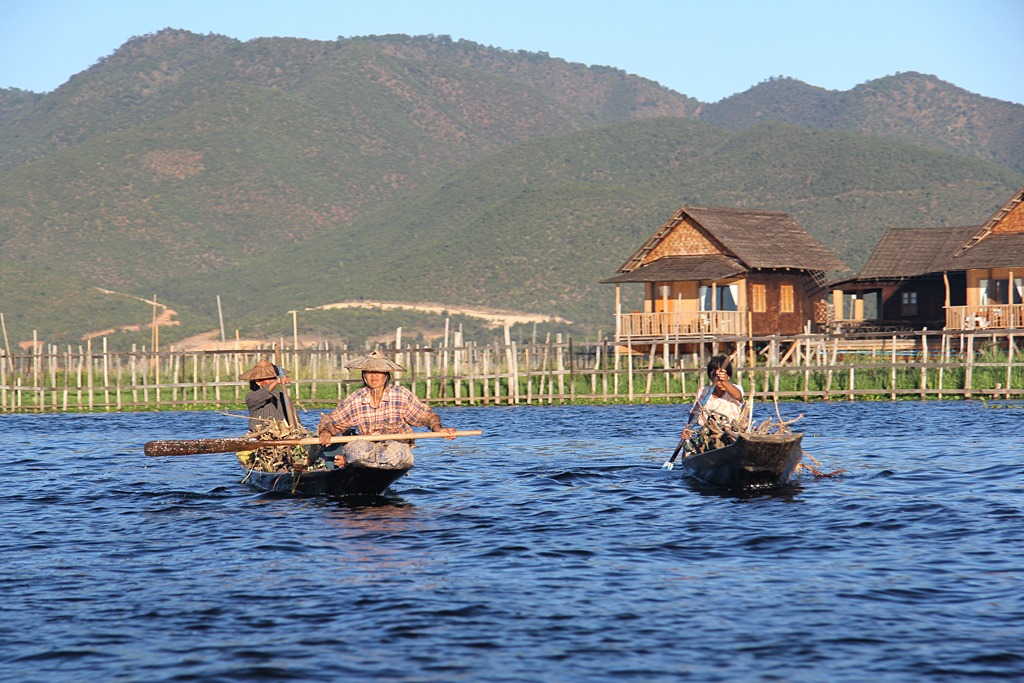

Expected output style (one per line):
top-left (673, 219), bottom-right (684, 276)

top-left (1, 0), bottom-right (1023, 105)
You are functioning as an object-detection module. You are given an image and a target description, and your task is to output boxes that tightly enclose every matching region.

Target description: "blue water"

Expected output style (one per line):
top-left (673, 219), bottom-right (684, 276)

top-left (1, 401), bottom-right (1022, 682)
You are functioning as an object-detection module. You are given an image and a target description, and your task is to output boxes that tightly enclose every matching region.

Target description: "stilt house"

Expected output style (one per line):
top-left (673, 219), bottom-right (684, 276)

top-left (601, 205), bottom-right (848, 343)
top-left (831, 184), bottom-right (1024, 331)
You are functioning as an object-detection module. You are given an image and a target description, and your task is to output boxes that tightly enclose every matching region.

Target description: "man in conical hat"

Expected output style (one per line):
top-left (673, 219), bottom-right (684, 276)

top-left (240, 358), bottom-right (292, 433)
top-left (317, 349), bottom-right (457, 468)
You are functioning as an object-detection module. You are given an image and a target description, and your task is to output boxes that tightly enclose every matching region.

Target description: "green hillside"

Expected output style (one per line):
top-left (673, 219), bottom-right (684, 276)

top-left (161, 118), bottom-right (1024, 330)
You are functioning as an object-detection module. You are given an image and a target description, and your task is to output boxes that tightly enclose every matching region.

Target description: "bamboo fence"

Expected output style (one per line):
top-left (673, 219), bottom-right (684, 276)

top-left (1, 329), bottom-right (1021, 414)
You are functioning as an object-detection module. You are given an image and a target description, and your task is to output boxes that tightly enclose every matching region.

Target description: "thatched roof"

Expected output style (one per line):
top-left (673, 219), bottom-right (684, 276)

top-left (601, 255), bottom-right (746, 284)
top-left (611, 206), bottom-right (847, 282)
top-left (857, 226), bottom-right (981, 279)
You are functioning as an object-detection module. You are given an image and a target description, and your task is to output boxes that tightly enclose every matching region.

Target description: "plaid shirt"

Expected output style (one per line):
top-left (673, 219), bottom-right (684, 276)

top-left (320, 385), bottom-right (440, 436)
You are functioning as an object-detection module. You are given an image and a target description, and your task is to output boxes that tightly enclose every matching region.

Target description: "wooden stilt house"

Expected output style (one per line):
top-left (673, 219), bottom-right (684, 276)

top-left (831, 184), bottom-right (1024, 331)
top-left (601, 205), bottom-right (848, 343)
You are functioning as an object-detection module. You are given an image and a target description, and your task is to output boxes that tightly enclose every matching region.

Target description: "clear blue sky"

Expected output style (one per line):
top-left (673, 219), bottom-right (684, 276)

top-left (2, 0), bottom-right (1022, 105)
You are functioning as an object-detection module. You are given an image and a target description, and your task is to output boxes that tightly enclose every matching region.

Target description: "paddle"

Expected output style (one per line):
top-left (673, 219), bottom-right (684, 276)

top-left (661, 372), bottom-right (717, 471)
top-left (145, 430), bottom-right (483, 457)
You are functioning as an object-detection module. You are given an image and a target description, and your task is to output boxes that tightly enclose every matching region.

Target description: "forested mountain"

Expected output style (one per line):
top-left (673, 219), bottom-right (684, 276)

top-left (1, 30), bottom-right (1022, 347)
top-left (700, 73), bottom-right (1024, 173)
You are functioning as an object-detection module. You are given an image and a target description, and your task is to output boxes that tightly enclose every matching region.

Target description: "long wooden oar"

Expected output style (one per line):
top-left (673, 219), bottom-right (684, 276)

top-left (145, 430), bottom-right (483, 457)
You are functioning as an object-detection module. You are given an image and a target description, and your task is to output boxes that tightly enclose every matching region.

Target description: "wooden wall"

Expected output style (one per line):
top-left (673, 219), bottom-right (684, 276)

top-left (745, 270), bottom-right (822, 335)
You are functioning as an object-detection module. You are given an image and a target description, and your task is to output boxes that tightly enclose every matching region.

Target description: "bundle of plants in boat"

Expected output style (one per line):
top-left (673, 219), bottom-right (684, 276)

top-left (235, 419), bottom-right (326, 473)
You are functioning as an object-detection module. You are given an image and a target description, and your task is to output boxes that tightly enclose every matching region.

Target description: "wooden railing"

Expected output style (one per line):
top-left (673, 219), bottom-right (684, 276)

top-left (618, 310), bottom-right (746, 339)
top-left (946, 304), bottom-right (1024, 330)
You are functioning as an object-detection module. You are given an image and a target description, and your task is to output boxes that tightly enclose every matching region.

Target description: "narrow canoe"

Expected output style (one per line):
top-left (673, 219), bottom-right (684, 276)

top-left (679, 430), bottom-right (804, 490)
top-left (238, 442), bottom-right (410, 496)
top-left (240, 461), bottom-right (411, 496)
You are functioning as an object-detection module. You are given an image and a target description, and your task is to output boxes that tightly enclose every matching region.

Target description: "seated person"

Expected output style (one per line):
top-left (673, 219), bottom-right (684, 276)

top-left (681, 355), bottom-right (745, 453)
top-left (317, 349), bottom-right (456, 469)
top-left (240, 358), bottom-right (292, 434)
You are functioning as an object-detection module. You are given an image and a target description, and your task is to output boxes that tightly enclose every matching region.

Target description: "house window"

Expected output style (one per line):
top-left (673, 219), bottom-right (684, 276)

top-left (901, 291), bottom-right (918, 316)
top-left (657, 285), bottom-right (671, 298)
top-left (780, 285), bottom-right (794, 313)
top-left (752, 285), bottom-right (766, 313)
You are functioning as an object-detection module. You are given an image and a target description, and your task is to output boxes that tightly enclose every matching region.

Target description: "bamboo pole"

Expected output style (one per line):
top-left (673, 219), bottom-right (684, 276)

top-left (772, 335), bottom-right (781, 398)
top-left (613, 338), bottom-right (620, 397)
top-left (512, 341), bottom-right (520, 404)
top-left (890, 335), bottom-right (897, 401)
top-left (556, 333), bottom-right (565, 401)
top-left (525, 343), bottom-right (532, 405)
top-left (920, 331), bottom-right (928, 398)
top-left (1007, 332), bottom-right (1015, 397)
top-left (965, 333), bottom-right (974, 399)
top-left (441, 319), bottom-right (450, 400)
top-left (101, 337), bottom-right (110, 411)
top-left (87, 339), bottom-right (94, 411)
top-left (63, 346), bottom-right (70, 412)
top-left (78, 345), bottom-right (85, 409)
top-left (601, 338), bottom-right (609, 403)
top-left (468, 344), bottom-right (476, 406)
top-left (115, 353), bottom-right (122, 411)
top-left (938, 333), bottom-right (946, 399)
top-left (626, 332), bottom-right (634, 403)
top-left (481, 345), bottom-right (489, 405)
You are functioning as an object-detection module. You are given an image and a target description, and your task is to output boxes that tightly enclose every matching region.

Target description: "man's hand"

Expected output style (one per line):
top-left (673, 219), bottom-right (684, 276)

top-left (318, 430), bottom-right (332, 447)
top-left (432, 425), bottom-right (458, 441)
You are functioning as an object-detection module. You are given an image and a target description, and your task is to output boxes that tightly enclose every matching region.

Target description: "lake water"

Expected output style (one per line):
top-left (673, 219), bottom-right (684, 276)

top-left (1, 400), bottom-right (1022, 682)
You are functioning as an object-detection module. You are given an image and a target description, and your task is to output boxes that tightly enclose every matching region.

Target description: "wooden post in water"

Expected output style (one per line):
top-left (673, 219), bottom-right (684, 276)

top-left (613, 339), bottom-right (620, 398)
top-left (848, 349), bottom-right (855, 402)
top-left (525, 343), bottom-right (532, 405)
top-left (87, 339), bottom-right (94, 411)
top-left (938, 332), bottom-right (946, 399)
top-left (890, 335), bottom-right (898, 401)
top-left (454, 331), bottom-right (462, 406)
top-left (441, 320), bottom-right (450, 400)
top-left (512, 341), bottom-right (521, 404)
top-left (920, 331), bottom-right (928, 398)
top-left (63, 346), bottom-right (71, 412)
top-left (468, 344), bottom-right (476, 406)
top-left (1007, 332), bottom-right (1015, 397)
top-left (965, 333), bottom-right (974, 399)
top-left (626, 332), bottom-right (634, 403)
top-left (102, 337), bottom-right (110, 411)
top-left (78, 345), bottom-right (85, 409)
top-left (772, 335), bottom-right (781, 399)
top-left (115, 353), bottom-right (123, 411)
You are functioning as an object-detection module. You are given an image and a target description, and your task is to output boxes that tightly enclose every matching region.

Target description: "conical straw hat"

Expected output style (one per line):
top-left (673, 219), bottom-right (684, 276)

top-left (239, 358), bottom-right (281, 381)
top-left (344, 348), bottom-right (405, 372)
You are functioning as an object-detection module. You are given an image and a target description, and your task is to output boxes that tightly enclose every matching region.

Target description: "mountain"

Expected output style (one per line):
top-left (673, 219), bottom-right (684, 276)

top-left (2, 31), bottom-right (1023, 347)
top-left (0, 30), bottom-right (698, 178)
top-left (699, 73), bottom-right (1024, 173)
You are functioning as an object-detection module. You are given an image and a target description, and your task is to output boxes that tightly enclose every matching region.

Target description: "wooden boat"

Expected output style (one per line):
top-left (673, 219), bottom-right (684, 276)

top-left (679, 430), bottom-right (804, 490)
top-left (240, 461), bottom-right (411, 496)
top-left (238, 443), bottom-right (410, 496)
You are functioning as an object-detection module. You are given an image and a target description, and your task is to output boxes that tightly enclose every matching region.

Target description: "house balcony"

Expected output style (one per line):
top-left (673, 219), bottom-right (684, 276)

top-left (616, 310), bottom-right (747, 343)
top-left (946, 304), bottom-right (1024, 330)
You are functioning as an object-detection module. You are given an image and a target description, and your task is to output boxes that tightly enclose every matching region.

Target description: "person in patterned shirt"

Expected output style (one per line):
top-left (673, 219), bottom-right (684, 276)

top-left (317, 349), bottom-right (457, 468)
